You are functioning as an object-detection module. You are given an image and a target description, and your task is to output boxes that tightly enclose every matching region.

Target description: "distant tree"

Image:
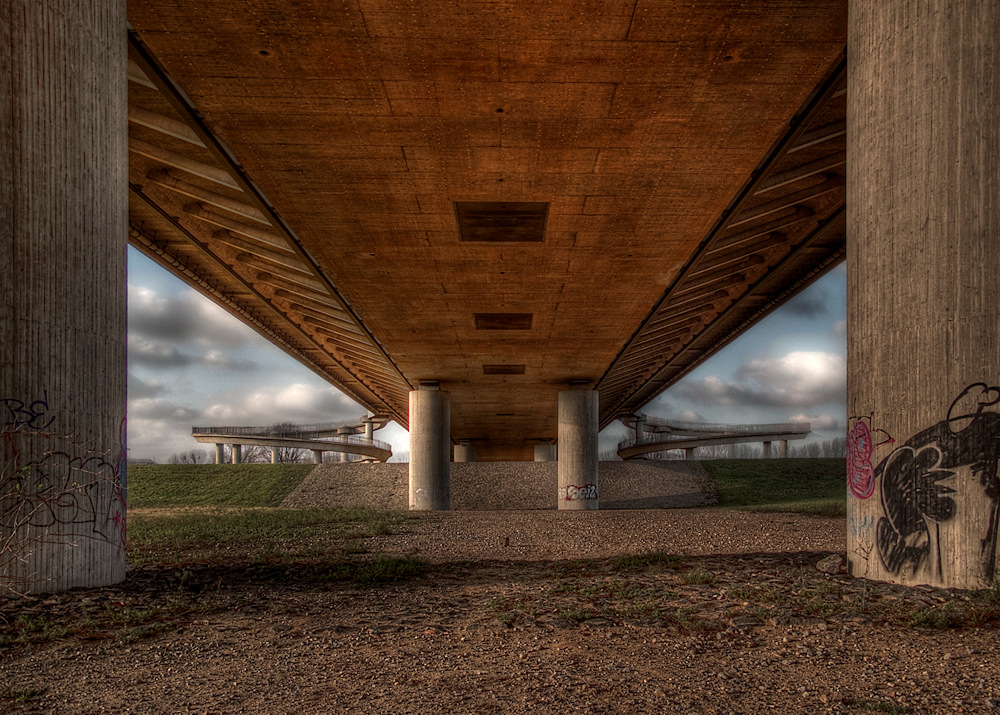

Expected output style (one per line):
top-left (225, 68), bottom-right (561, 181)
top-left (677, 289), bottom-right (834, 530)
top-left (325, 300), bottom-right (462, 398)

top-left (240, 445), bottom-right (270, 463)
top-left (267, 422), bottom-right (308, 463)
top-left (168, 449), bottom-right (211, 464)
top-left (731, 444), bottom-right (760, 459)
top-left (822, 437), bottom-right (847, 458)
top-left (388, 450), bottom-right (409, 463)
top-left (697, 444), bottom-right (730, 459)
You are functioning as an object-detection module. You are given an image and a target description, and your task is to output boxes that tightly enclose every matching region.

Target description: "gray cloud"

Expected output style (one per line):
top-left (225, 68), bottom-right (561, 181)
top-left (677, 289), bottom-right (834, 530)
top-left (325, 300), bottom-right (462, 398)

top-left (780, 286), bottom-right (829, 318)
top-left (671, 351), bottom-right (846, 409)
top-left (127, 373), bottom-right (166, 399)
top-left (788, 412), bottom-right (840, 431)
top-left (129, 338), bottom-right (258, 371)
top-left (128, 285), bottom-right (257, 348)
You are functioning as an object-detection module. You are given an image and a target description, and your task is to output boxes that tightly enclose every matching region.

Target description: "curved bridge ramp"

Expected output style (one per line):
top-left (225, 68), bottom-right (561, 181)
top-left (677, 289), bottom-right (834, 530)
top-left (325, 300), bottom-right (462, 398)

top-left (281, 461), bottom-right (717, 511)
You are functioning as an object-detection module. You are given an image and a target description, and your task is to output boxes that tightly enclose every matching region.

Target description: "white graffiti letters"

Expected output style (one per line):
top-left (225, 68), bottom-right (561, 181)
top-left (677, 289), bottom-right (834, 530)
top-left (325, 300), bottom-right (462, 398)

top-left (561, 483), bottom-right (598, 501)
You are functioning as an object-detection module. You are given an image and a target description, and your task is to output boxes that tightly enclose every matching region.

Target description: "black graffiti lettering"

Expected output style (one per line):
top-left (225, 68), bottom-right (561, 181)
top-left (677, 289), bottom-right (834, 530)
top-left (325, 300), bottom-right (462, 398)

top-left (4, 449), bottom-right (123, 545)
top-left (1, 391), bottom-right (56, 430)
top-left (876, 383), bottom-right (1000, 580)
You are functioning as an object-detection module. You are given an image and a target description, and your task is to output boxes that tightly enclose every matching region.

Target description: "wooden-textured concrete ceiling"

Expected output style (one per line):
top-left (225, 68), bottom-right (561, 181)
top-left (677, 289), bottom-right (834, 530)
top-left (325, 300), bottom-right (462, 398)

top-left (126, 1), bottom-right (848, 460)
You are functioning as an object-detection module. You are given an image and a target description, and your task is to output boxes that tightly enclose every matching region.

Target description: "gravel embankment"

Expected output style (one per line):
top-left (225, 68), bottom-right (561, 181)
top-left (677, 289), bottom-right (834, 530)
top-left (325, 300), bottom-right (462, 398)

top-left (281, 460), bottom-right (718, 511)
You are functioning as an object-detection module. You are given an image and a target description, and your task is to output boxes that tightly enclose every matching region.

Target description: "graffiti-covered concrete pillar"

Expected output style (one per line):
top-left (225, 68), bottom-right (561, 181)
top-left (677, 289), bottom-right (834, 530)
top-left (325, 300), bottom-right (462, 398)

top-left (0, 0), bottom-right (127, 594)
top-left (409, 388), bottom-right (450, 510)
top-left (557, 390), bottom-right (599, 509)
top-left (848, 0), bottom-right (1000, 588)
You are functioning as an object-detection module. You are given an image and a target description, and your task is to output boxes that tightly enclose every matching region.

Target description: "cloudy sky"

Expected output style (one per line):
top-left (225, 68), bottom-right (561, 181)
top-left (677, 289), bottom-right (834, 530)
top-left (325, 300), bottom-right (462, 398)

top-left (127, 247), bottom-right (846, 462)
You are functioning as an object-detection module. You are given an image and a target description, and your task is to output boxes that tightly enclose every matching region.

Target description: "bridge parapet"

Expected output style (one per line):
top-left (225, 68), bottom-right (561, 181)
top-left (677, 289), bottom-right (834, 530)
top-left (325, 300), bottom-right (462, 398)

top-left (191, 419), bottom-right (393, 462)
top-left (617, 418), bottom-right (810, 461)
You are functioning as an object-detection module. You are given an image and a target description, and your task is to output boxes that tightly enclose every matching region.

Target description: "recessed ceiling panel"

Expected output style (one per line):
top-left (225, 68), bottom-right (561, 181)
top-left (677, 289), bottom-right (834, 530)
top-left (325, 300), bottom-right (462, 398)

top-left (455, 202), bottom-right (548, 243)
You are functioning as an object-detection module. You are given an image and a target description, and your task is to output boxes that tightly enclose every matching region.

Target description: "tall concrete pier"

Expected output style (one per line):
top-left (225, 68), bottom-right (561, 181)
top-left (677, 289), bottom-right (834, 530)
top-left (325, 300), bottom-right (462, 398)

top-left (847, 0), bottom-right (1000, 588)
top-left (409, 389), bottom-right (450, 510)
top-left (557, 390), bottom-right (599, 510)
top-left (1, 0), bottom-right (127, 593)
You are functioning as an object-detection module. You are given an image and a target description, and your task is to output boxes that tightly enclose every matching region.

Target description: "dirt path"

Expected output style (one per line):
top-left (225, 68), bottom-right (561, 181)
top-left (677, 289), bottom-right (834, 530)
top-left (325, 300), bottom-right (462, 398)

top-left (2, 510), bottom-right (999, 713)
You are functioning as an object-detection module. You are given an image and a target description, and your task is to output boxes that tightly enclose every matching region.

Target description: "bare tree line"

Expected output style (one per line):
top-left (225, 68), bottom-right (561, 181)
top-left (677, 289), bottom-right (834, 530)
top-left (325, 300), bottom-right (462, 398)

top-left (600, 436), bottom-right (847, 461)
top-left (168, 422), bottom-right (310, 464)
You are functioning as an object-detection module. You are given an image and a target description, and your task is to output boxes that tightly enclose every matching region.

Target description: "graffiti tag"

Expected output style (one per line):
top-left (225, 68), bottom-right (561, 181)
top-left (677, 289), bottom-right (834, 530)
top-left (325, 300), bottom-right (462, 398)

top-left (560, 483), bottom-right (598, 501)
top-left (1, 392), bottom-right (55, 430)
top-left (875, 383), bottom-right (1000, 580)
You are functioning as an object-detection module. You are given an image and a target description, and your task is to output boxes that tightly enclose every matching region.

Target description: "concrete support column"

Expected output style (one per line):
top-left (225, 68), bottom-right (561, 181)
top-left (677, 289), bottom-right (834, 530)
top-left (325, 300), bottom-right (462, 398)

top-left (685, 448), bottom-right (696, 461)
top-left (270, 447), bottom-right (279, 464)
top-left (453, 441), bottom-right (476, 462)
top-left (635, 415), bottom-right (646, 445)
top-left (557, 390), bottom-right (599, 510)
top-left (215, 444), bottom-right (225, 464)
top-left (364, 419), bottom-right (374, 441)
top-left (534, 443), bottom-right (556, 462)
top-left (312, 450), bottom-right (323, 465)
top-left (0, 0), bottom-right (126, 594)
top-left (409, 389), bottom-right (450, 510)
top-left (727, 444), bottom-right (736, 459)
top-left (848, 0), bottom-right (1000, 588)
top-left (231, 445), bottom-right (242, 464)
top-left (337, 428), bottom-right (351, 462)
top-left (761, 441), bottom-right (771, 459)
top-left (778, 440), bottom-right (788, 459)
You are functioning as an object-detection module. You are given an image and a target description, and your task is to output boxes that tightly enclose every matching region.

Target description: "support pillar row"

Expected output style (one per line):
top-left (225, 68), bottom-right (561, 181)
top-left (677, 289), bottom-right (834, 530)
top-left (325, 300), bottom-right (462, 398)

top-left (557, 390), bottom-right (599, 510)
top-left (409, 389), bottom-right (450, 510)
top-left (847, 0), bottom-right (1000, 588)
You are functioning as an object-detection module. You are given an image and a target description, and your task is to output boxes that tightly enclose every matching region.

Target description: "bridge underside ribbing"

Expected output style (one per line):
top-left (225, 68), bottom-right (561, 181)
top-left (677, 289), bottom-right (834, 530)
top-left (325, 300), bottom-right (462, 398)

top-left (124, 2), bottom-right (847, 460)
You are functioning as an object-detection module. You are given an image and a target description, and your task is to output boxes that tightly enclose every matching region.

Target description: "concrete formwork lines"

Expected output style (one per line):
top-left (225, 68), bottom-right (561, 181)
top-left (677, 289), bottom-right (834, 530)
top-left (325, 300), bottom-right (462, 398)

top-left (2, 0), bottom-right (126, 594)
top-left (847, 0), bottom-right (1000, 589)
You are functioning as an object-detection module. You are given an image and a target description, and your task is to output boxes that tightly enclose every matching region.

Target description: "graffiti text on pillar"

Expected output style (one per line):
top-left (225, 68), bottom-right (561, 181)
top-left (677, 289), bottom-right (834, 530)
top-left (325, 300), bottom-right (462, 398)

top-left (560, 484), bottom-right (598, 501)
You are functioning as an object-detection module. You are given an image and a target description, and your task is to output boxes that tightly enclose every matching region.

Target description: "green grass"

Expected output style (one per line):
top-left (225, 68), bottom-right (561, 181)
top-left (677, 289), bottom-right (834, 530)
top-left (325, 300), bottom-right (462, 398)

top-left (1, 687), bottom-right (45, 704)
top-left (126, 464), bottom-right (316, 508)
top-left (700, 458), bottom-right (846, 516)
top-left (127, 506), bottom-right (410, 565)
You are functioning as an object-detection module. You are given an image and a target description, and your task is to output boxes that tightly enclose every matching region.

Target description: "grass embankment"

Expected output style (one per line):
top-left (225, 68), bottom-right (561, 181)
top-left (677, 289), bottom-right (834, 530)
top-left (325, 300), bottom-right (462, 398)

top-left (700, 458), bottom-right (846, 517)
top-left (127, 463), bottom-right (316, 507)
top-left (125, 464), bottom-right (415, 571)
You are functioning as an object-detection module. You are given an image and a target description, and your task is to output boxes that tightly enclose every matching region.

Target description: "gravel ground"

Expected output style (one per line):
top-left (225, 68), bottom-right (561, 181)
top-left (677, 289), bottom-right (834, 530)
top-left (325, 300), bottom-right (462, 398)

top-left (3, 463), bottom-right (1000, 713)
top-left (281, 460), bottom-right (718, 511)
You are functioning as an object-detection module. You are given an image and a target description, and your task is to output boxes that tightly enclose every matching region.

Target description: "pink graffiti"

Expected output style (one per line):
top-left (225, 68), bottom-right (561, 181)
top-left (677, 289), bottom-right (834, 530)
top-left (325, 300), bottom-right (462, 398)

top-left (847, 421), bottom-right (876, 499)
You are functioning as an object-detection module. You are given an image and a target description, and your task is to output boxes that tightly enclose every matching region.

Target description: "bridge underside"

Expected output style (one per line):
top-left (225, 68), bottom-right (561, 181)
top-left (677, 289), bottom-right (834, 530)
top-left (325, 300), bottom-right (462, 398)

top-left (126, 1), bottom-right (848, 460)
